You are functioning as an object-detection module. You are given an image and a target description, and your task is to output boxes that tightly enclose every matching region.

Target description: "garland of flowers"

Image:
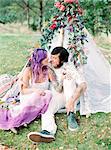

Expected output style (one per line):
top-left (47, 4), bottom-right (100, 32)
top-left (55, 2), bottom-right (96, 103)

top-left (40, 0), bottom-right (87, 67)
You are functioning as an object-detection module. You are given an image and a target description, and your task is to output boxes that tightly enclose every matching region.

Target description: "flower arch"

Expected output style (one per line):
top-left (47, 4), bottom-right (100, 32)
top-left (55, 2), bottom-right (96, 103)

top-left (40, 0), bottom-right (87, 67)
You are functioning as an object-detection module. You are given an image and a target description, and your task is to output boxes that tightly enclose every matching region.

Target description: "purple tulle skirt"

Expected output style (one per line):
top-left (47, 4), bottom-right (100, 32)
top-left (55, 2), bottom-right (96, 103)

top-left (0, 90), bottom-right (52, 130)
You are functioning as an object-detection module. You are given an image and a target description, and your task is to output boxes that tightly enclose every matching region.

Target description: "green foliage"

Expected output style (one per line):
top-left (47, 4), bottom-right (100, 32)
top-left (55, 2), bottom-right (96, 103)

top-left (0, 0), bottom-right (17, 23)
top-left (41, 0), bottom-right (87, 67)
top-left (0, 0), bottom-right (41, 29)
top-left (80, 0), bottom-right (111, 35)
top-left (0, 0), bottom-right (110, 33)
top-left (43, 0), bottom-right (55, 22)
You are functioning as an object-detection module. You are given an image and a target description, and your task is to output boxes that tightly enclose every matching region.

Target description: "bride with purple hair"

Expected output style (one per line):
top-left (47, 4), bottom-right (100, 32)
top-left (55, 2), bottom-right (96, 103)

top-left (0, 48), bottom-right (60, 133)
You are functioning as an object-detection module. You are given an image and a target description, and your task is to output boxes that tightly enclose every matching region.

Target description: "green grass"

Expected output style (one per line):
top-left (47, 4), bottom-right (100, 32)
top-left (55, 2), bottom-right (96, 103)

top-left (0, 34), bottom-right (111, 150)
top-left (0, 34), bottom-right (38, 75)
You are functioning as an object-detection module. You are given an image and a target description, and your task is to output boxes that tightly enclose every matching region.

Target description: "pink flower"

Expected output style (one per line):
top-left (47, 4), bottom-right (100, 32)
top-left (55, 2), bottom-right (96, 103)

top-left (60, 5), bottom-right (66, 11)
top-left (64, 0), bottom-right (78, 4)
top-left (68, 26), bottom-right (73, 32)
top-left (54, 16), bottom-right (58, 19)
top-left (49, 23), bottom-right (57, 30)
top-left (67, 15), bottom-right (73, 22)
top-left (78, 6), bottom-right (83, 15)
top-left (52, 19), bottom-right (57, 23)
top-left (54, 2), bottom-right (61, 8)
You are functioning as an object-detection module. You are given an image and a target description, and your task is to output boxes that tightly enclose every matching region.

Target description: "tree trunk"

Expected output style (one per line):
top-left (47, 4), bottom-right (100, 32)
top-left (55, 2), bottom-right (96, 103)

top-left (39, 0), bottom-right (43, 31)
top-left (27, 0), bottom-right (30, 28)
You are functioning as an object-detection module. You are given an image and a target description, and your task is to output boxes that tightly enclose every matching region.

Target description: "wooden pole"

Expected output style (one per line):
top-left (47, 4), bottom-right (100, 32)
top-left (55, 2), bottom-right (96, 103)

top-left (60, 28), bottom-right (64, 47)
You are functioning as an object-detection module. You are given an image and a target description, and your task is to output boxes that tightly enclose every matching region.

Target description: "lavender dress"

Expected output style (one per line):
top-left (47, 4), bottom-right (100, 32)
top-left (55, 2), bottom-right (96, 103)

top-left (0, 80), bottom-right (52, 130)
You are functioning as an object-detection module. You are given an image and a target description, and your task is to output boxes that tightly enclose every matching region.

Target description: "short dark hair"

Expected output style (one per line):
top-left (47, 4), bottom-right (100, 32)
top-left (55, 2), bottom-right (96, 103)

top-left (51, 47), bottom-right (69, 66)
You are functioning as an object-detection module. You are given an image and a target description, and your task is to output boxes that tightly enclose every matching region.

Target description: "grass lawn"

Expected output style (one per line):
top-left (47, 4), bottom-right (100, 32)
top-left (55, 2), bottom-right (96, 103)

top-left (0, 33), bottom-right (111, 150)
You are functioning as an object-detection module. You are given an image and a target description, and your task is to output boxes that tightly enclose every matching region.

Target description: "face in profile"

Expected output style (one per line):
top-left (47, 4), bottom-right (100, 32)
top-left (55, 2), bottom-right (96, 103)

top-left (41, 55), bottom-right (49, 66)
top-left (50, 54), bottom-right (60, 68)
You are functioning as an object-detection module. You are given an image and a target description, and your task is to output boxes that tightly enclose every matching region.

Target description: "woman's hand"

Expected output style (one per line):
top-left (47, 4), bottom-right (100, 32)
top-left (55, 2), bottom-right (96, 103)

top-left (36, 89), bottom-right (46, 96)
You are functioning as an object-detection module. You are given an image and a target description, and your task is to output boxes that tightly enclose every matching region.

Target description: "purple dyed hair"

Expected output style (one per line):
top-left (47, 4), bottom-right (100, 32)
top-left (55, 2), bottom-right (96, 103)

top-left (30, 48), bottom-right (48, 82)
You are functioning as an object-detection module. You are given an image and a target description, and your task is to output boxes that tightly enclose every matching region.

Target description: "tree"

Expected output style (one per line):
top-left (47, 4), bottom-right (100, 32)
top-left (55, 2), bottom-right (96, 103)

top-left (0, 0), bottom-right (18, 24)
top-left (14, 0), bottom-right (38, 28)
top-left (80, 0), bottom-right (111, 35)
top-left (0, 0), bottom-right (110, 34)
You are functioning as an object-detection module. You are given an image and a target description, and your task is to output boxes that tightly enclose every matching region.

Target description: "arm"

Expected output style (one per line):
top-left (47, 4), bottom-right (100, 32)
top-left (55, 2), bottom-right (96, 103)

top-left (65, 64), bottom-right (87, 114)
top-left (66, 82), bottom-right (87, 114)
top-left (72, 82), bottom-right (87, 101)
top-left (20, 67), bottom-right (39, 94)
top-left (48, 67), bottom-right (63, 93)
